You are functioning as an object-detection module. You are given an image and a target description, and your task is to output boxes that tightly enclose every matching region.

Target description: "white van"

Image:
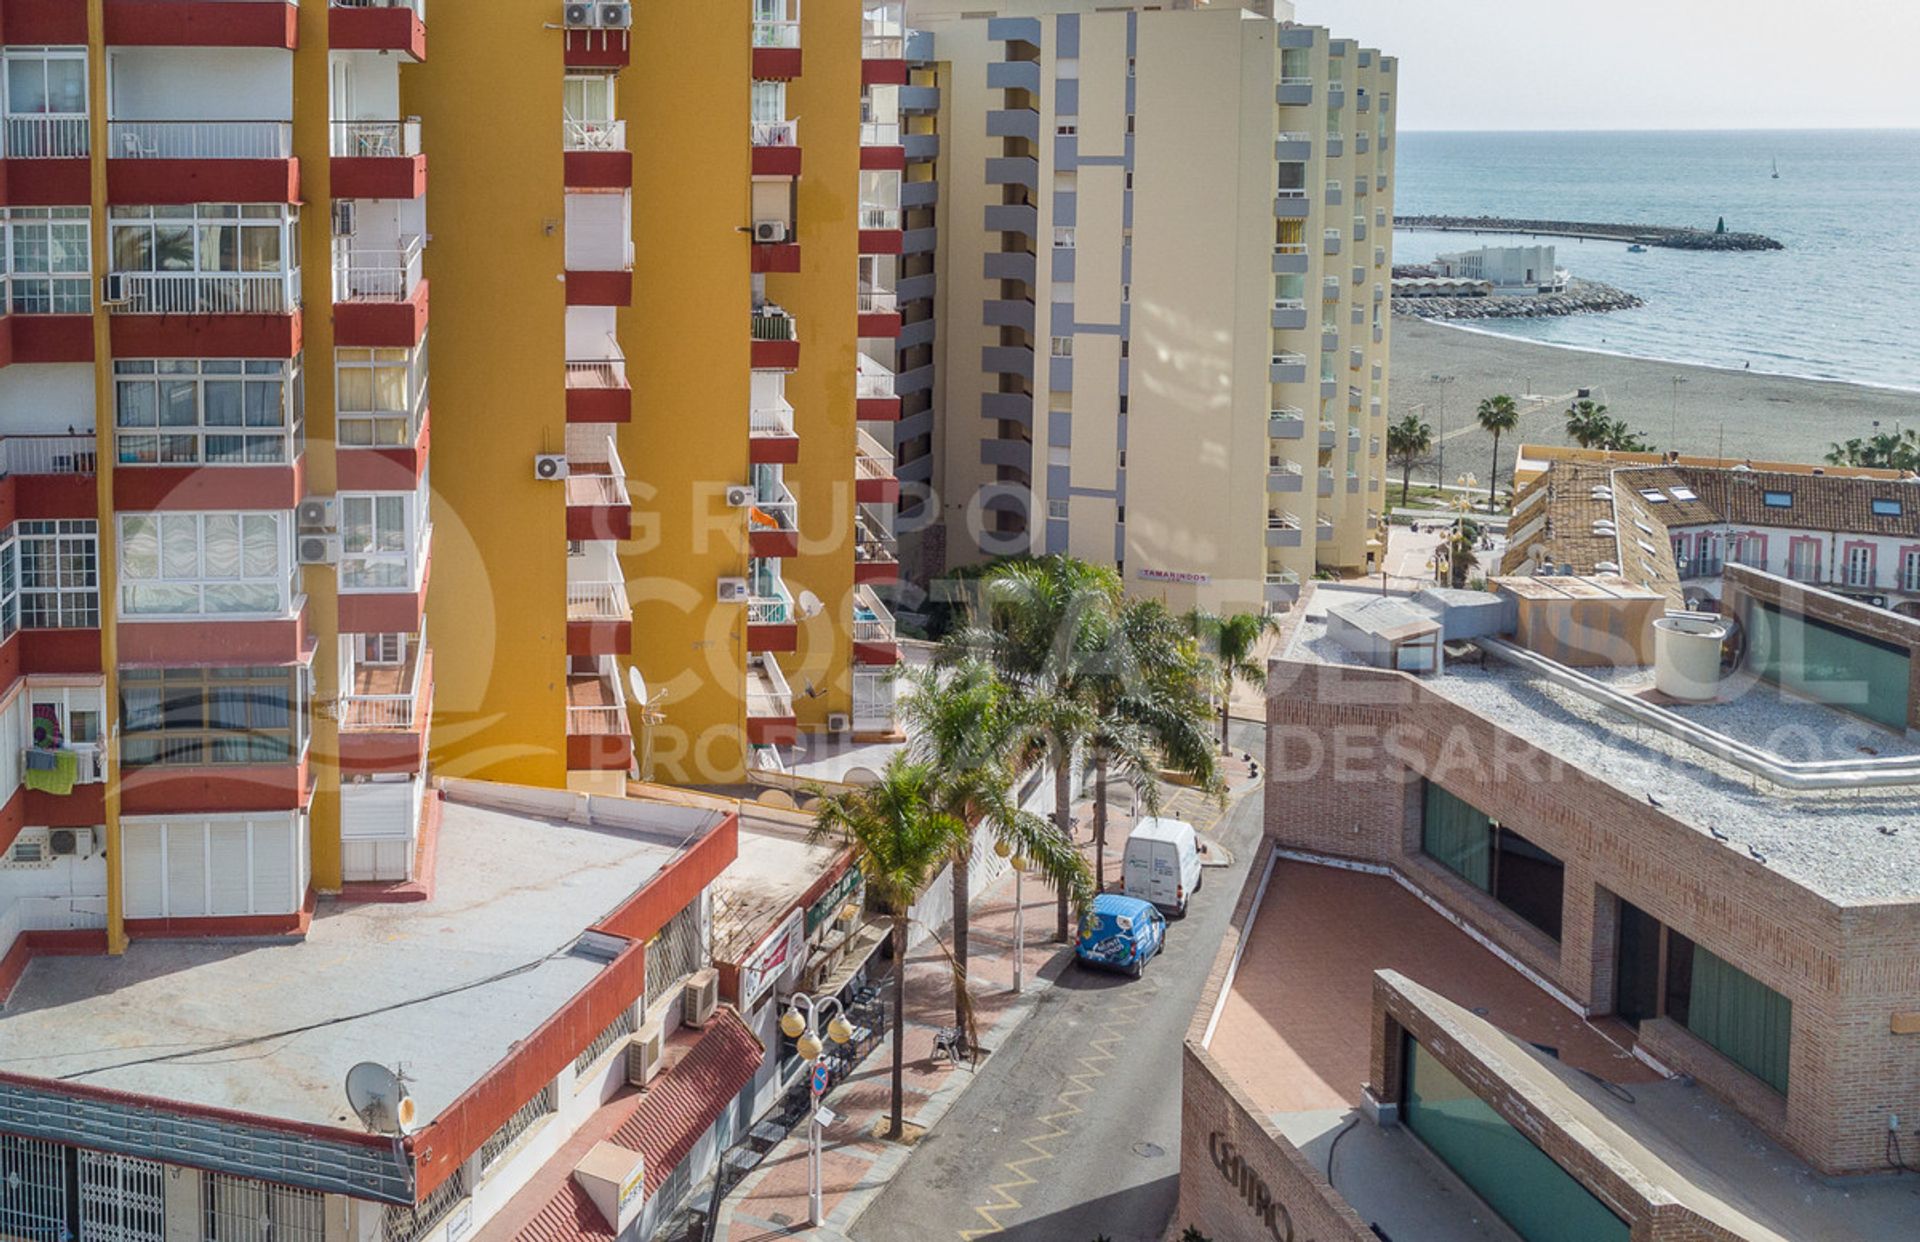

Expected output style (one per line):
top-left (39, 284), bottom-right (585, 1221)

top-left (1122, 817), bottom-right (1202, 916)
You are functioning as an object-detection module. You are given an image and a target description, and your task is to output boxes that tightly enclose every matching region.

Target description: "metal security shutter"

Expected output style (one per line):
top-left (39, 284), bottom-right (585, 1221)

top-left (121, 824), bottom-right (165, 918)
top-left (76, 1151), bottom-right (165, 1242)
top-left (209, 820), bottom-right (252, 915)
top-left (0, 1134), bottom-right (67, 1238)
top-left (204, 1173), bottom-right (325, 1242)
top-left (164, 823), bottom-right (208, 917)
top-left (252, 816), bottom-right (296, 914)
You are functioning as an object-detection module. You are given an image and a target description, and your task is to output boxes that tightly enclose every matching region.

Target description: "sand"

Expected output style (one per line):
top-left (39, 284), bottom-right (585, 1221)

top-left (1386, 318), bottom-right (1919, 492)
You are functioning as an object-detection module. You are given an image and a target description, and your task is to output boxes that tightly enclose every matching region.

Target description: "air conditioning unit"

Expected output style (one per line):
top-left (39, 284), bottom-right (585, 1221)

top-left (562, 2), bottom-right (597, 27)
top-left (535, 454), bottom-right (571, 481)
top-left (6, 830), bottom-right (49, 867)
top-left (753, 219), bottom-right (789, 244)
top-left (298, 534), bottom-right (342, 566)
top-left (724, 485), bottom-right (755, 508)
top-left (297, 495), bottom-right (339, 531)
top-left (716, 577), bottom-right (749, 603)
top-left (682, 969), bottom-right (720, 1028)
top-left (99, 273), bottom-right (129, 306)
top-left (331, 200), bottom-right (356, 238)
top-left (827, 712), bottom-right (852, 734)
top-left (598, 2), bottom-right (633, 28)
top-left (48, 827), bottom-right (90, 858)
top-left (625, 1020), bottom-right (666, 1086)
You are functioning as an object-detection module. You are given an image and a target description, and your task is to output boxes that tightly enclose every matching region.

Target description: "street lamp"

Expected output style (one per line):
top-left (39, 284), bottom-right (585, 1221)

top-left (994, 839), bottom-right (1031, 993)
top-left (1446, 473), bottom-right (1476, 586)
top-left (779, 991), bottom-right (853, 1227)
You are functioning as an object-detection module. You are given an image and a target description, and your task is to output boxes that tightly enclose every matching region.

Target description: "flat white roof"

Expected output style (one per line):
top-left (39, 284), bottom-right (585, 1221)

top-left (1129, 817), bottom-right (1195, 843)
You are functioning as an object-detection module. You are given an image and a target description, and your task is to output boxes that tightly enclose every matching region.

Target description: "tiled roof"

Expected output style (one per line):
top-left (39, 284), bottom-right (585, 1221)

top-left (508, 1008), bottom-right (765, 1242)
top-left (1670, 466), bottom-right (1920, 536)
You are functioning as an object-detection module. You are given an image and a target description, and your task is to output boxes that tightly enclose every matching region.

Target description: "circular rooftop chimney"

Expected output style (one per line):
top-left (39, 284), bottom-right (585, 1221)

top-left (1653, 614), bottom-right (1729, 702)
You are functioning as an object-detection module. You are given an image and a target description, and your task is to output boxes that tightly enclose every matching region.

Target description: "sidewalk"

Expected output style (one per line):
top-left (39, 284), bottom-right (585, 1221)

top-left (715, 755), bottom-right (1259, 1241)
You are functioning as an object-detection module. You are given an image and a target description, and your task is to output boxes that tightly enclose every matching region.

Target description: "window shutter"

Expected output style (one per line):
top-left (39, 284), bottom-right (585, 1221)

top-left (164, 824), bottom-right (208, 918)
top-left (122, 825), bottom-right (166, 919)
top-left (208, 821), bottom-right (252, 916)
top-left (252, 816), bottom-right (297, 915)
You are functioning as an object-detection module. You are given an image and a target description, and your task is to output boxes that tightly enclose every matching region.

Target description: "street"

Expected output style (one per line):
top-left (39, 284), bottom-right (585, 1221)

top-left (849, 722), bottom-right (1267, 1242)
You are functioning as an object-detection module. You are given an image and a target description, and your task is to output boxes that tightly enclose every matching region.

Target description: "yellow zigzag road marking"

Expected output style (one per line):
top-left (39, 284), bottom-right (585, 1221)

top-left (957, 985), bottom-right (1151, 1239)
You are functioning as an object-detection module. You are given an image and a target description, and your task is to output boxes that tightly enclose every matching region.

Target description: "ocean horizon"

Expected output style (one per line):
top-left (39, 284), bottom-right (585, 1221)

top-left (1390, 129), bottom-right (1920, 393)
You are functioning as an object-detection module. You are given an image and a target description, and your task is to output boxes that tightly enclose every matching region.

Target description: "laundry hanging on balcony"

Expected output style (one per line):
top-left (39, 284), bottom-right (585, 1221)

top-left (31, 703), bottom-right (62, 750)
top-left (24, 750), bottom-right (78, 796)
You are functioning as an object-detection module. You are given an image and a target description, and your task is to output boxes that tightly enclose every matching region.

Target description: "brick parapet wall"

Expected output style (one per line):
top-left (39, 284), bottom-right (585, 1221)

top-left (1721, 563), bottom-right (1920, 731)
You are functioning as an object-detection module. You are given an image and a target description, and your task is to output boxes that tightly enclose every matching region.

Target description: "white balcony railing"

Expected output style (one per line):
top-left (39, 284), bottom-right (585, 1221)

top-left (330, 119), bottom-right (421, 158)
top-left (567, 578), bottom-right (631, 622)
top-left (751, 398), bottom-right (796, 439)
top-left (335, 235), bottom-right (423, 302)
top-left (563, 118), bottom-right (626, 151)
top-left (4, 114), bottom-right (89, 159)
top-left (858, 287), bottom-right (898, 313)
top-left (109, 120), bottom-right (293, 160)
top-left (752, 9), bottom-right (801, 49)
top-left (339, 635), bottom-right (429, 731)
top-left (567, 660), bottom-right (632, 738)
top-left (747, 655), bottom-right (795, 717)
top-left (860, 120), bottom-right (900, 146)
top-left (859, 206), bottom-right (901, 229)
top-left (857, 353), bottom-right (896, 398)
top-left (566, 355), bottom-right (628, 389)
top-left (566, 439), bottom-right (632, 510)
top-left (112, 270), bottom-right (298, 315)
top-left (0, 435), bottom-right (97, 477)
top-left (751, 119), bottom-right (799, 148)
top-left (747, 576), bottom-right (794, 625)
top-left (1272, 352), bottom-right (1306, 368)
top-left (755, 479), bottom-right (798, 531)
top-left (855, 427), bottom-right (894, 480)
top-left (853, 583), bottom-right (895, 644)
top-left (1268, 512), bottom-right (1302, 530)
top-left (332, 0), bottom-right (425, 10)
top-left (855, 509), bottom-right (896, 564)
top-left (752, 303), bottom-right (798, 342)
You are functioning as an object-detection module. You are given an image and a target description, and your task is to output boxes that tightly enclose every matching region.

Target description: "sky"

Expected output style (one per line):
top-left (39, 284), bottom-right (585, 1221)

top-left (1294, 1), bottom-right (1920, 132)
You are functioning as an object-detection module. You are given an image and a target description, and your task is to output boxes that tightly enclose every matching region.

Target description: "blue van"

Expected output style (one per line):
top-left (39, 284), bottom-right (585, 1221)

top-left (1075, 893), bottom-right (1167, 978)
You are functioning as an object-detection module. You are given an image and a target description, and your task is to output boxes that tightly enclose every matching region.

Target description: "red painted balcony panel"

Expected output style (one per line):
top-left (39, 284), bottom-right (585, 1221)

top-left (749, 432), bottom-right (800, 466)
top-left (745, 715), bottom-right (798, 748)
top-left (110, 311), bottom-right (302, 359)
top-left (0, 0), bottom-right (89, 42)
top-left (117, 610), bottom-right (307, 667)
top-left (856, 396), bottom-right (902, 421)
top-left (120, 756), bottom-right (311, 818)
top-left (566, 502), bottom-right (632, 543)
top-left (751, 145), bottom-right (801, 178)
top-left (855, 475), bottom-right (900, 506)
top-left (862, 59), bottom-right (909, 87)
top-left (853, 640), bottom-right (900, 667)
top-left (0, 158), bottom-right (89, 207)
top-left (859, 146), bottom-right (905, 172)
top-left (15, 472), bottom-right (100, 522)
top-left (566, 270), bottom-right (633, 307)
top-left (564, 150), bottom-right (630, 191)
top-left (857, 228), bottom-right (903, 255)
top-left (335, 277), bottom-right (429, 349)
top-left (25, 780), bottom-right (105, 829)
top-left (748, 528), bottom-right (800, 560)
top-left (746, 621), bottom-right (797, 654)
top-left (853, 557), bottom-right (899, 585)
top-left (857, 310), bottom-right (903, 338)
top-left (9, 315), bottom-right (93, 364)
top-left (567, 619), bottom-right (632, 658)
top-left (751, 339), bottom-right (799, 370)
top-left (750, 243), bottom-right (802, 274)
top-left (337, 558), bottom-right (430, 636)
top-left (21, 628), bottom-right (103, 676)
top-left (566, 732), bottom-right (633, 772)
top-left (337, 410), bottom-right (429, 492)
top-left (329, 4), bottom-right (426, 61)
top-left (338, 728), bottom-right (427, 776)
top-left (107, 158), bottom-right (299, 207)
top-left (113, 461), bottom-right (303, 513)
top-left (331, 153), bottom-right (427, 200)
top-left (564, 29), bottom-right (630, 69)
top-left (565, 382), bottom-right (630, 424)
top-left (104, 0), bottom-right (297, 48)
top-left (752, 47), bottom-right (802, 80)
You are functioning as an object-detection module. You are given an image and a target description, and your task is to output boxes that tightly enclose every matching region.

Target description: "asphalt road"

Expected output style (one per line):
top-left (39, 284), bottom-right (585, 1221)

top-left (850, 722), bottom-right (1268, 1242)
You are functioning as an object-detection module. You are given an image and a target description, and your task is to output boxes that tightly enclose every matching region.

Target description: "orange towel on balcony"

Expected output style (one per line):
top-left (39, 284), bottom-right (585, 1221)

top-left (749, 507), bottom-right (778, 529)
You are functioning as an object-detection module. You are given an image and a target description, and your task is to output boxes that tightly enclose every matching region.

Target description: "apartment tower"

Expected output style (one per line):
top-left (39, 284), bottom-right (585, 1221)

top-left (903, 0), bottom-right (1396, 613)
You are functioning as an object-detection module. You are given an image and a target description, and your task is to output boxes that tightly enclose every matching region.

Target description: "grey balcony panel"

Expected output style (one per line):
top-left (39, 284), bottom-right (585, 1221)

top-left (1055, 78), bottom-right (1079, 117)
top-left (1270, 361), bottom-right (1308, 384)
top-left (895, 363), bottom-right (935, 394)
top-left (1325, 186), bottom-right (1343, 207)
top-left (1347, 475), bottom-right (1360, 493)
top-left (895, 407), bottom-right (934, 441)
top-left (1274, 195), bottom-right (1310, 219)
top-left (1324, 235), bottom-right (1341, 255)
top-left (983, 250), bottom-right (1035, 282)
top-left (1126, 76), bottom-right (1135, 116)
top-left (900, 179), bottom-right (939, 208)
top-left (1321, 379), bottom-right (1338, 399)
top-left (1267, 470), bottom-right (1303, 494)
top-left (1269, 414), bottom-right (1306, 439)
top-left (1119, 301), bottom-right (1130, 337)
top-left (902, 226), bottom-right (937, 253)
top-left (1118, 357), bottom-right (1128, 394)
top-left (1357, 95), bottom-right (1372, 113)
top-left (985, 202), bottom-right (1038, 235)
top-left (1276, 82), bottom-right (1313, 106)
top-left (1355, 134), bottom-right (1370, 154)
top-left (1053, 134), bottom-right (1077, 168)
top-left (982, 345), bottom-right (1034, 380)
top-left (1124, 133), bottom-right (1134, 165)
top-left (1373, 324), bottom-right (1384, 344)
top-left (1266, 526), bottom-right (1303, 549)
top-left (1352, 265), bottom-right (1366, 285)
top-left (897, 271), bottom-right (937, 302)
top-left (987, 16), bottom-right (1041, 44)
top-left (896, 316), bottom-right (936, 350)
top-left (1317, 522), bottom-right (1334, 542)
top-left (1048, 410), bottom-right (1070, 446)
top-left (987, 61), bottom-right (1040, 93)
top-left (1055, 11), bottom-right (1080, 56)
top-left (1050, 247), bottom-right (1075, 282)
top-left (1350, 305), bottom-right (1364, 325)
top-left (1271, 306), bottom-right (1307, 331)
top-left (1358, 50), bottom-right (1373, 68)
top-left (980, 437), bottom-right (1032, 469)
top-left (1048, 301), bottom-right (1073, 337)
top-left (987, 108), bottom-right (1040, 141)
top-left (1322, 330), bottom-right (1339, 353)
top-left (1266, 579), bottom-right (1302, 606)
top-left (981, 391), bottom-right (1032, 426)
top-left (900, 85), bottom-right (940, 113)
top-left (1354, 221), bottom-right (1367, 242)
top-left (981, 489), bottom-right (1029, 515)
top-left (904, 28), bottom-right (934, 63)
top-left (1275, 137), bottom-right (1312, 162)
top-left (1272, 250), bottom-right (1309, 275)
top-left (1325, 136), bottom-right (1343, 158)
top-left (896, 452), bottom-right (934, 484)
top-left (1053, 191), bottom-right (1076, 227)
top-left (1045, 520), bottom-right (1067, 555)
top-left (982, 298), bottom-right (1036, 331)
top-left (1048, 355), bottom-right (1073, 390)
top-left (1317, 474), bottom-right (1334, 497)
top-left (1320, 428), bottom-right (1336, 449)
top-left (986, 155), bottom-right (1039, 187)
top-left (1327, 86), bottom-right (1345, 110)
top-left (903, 132), bottom-right (940, 161)
top-left (1280, 27), bottom-right (1317, 48)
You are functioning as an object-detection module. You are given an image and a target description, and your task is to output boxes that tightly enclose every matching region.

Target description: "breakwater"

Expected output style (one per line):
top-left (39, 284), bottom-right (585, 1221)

top-left (1395, 215), bottom-right (1784, 251)
top-left (1393, 278), bottom-right (1644, 322)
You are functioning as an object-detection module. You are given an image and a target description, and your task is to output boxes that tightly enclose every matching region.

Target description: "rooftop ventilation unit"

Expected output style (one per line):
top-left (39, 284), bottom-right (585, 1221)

top-left (562, 3), bottom-right (596, 27)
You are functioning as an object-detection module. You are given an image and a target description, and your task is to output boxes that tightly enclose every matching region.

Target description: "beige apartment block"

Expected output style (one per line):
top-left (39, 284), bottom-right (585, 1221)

top-left (903, 0), bottom-right (1396, 612)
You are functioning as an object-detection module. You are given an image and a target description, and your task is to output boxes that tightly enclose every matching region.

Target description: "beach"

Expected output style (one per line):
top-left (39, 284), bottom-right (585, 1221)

top-left (1387, 317), bottom-right (1919, 491)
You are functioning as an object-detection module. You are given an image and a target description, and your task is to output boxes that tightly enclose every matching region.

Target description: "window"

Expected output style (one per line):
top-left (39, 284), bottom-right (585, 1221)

top-left (1786, 539), bottom-right (1820, 582)
top-left (1872, 498), bottom-right (1903, 517)
top-left (1844, 544), bottom-right (1875, 588)
top-left (1638, 488), bottom-right (1667, 503)
top-left (1127, 56), bottom-right (1135, 77)
top-left (1905, 549), bottom-right (1920, 594)
top-left (2, 49), bottom-right (87, 157)
top-left (204, 1174), bottom-right (325, 1242)
top-left (1049, 336), bottom-right (1072, 357)
top-left (1047, 498), bottom-right (1068, 519)
top-left (121, 666), bottom-right (307, 768)
top-left (337, 340), bottom-right (428, 447)
top-left (1745, 599), bottom-right (1911, 731)
top-left (750, 80), bottom-right (786, 125)
top-left (4, 207), bottom-right (90, 313)
top-left (110, 203), bottom-right (297, 275)
top-left (1669, 485), bottom-right (1698, 501)
top-left (114, 357), bottom-right (303, 465)
top-left (1052, 226), bottom-right (1075, 248)
top-left (17, 519), bottom-right (97, 629)
top-left (1728, 532), bottom-right (1764, 569)
top-left (574, 1006), bottom-right (638, 1075)
top-left (563, 73), bottom-right (616, 125)
top-left (1664, 932), bottom-right (1792, 1094)
top-left (117, 511), bottom-right (295, 617)
top-left (1054, 123), bottom-right (1076, 137)
top-left (1762, 490), bottom-right (1793, 508)
top-left (1421, 781), bottom-right (1563, 941)
top-left (340, 478), bottom-right (429, 591)
top-left (480, 1085), bottom-right (558, 1174)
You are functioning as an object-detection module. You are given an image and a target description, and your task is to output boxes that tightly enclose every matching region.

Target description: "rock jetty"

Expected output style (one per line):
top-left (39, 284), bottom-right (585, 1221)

top-left (1395, 215), bottom-right (1784, 252)
top-left (1393, 277), bottom-right (1644, 322)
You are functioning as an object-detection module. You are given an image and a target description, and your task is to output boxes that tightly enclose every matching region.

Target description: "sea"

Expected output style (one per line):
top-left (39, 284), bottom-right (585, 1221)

top-left (1390, 129), bottom-right (1920, 393)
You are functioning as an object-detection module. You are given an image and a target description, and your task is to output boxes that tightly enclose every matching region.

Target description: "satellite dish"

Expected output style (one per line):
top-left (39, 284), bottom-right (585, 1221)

top-left (797, 590), bottom-right (824, 620)
top-left (345, 1062), bottom-right (418, 1136)
top-left (627, 666), bottom-right (649, 707)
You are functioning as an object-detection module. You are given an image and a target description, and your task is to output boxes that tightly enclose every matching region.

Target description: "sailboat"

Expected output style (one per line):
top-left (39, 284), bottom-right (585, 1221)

top-left (1771, 156), bottom-right (1780, 180)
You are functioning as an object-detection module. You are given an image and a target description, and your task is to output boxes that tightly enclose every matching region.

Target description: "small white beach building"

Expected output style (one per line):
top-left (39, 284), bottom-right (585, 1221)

top-left (1433, 244), bottom-right (1568, 293)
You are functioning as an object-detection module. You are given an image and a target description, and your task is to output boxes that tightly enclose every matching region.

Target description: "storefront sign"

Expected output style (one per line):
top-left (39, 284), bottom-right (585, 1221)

top-left (1139, 567), bottom-right (1212, 585)
top-left (1208, 1131), bottom-right (1294, 1241)
top-left (740, 908), bottom-right (806, 1006)
top-left (806, 866), bottom-right (863, 935)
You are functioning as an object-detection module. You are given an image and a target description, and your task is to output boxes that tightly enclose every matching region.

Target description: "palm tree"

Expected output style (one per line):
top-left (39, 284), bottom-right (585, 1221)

top-left (1563, 399), bottom-right (1611, 449)
top-left (1596, 418), bottom-right (1656, 453)
top-left (1186, 609), bottom-right (1278, 753)
top-left (1386, 412), bottom-right (1434, 507)
top-left (898, 660), bottom-right (1089, 1027)
top-left (1447, 518), bottom-right (1483, 589)
top-left (1827, 428), bottom-right (1920, 472)
top-left (810, 757), bottom-right (973, 1141)
top-left (1476, 394), bottom-right (1520, 510)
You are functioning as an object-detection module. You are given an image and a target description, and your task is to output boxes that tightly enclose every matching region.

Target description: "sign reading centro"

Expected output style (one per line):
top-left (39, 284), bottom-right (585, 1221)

top-left (1208, 1131), bottom-right (1295, 1241)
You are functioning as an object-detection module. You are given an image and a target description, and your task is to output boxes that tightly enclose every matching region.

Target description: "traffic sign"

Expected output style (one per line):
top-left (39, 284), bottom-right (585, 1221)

top-left (811, 1062), bottom-right (831, 1095)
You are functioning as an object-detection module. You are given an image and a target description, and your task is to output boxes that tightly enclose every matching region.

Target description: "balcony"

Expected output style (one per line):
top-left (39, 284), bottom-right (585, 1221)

top-left (1322, 276), bottom-right (1342, 302)
top-left (107, 121), bottom-right (297, 204)
top-left (4, 113), bottom-right (89, 159)
top-left (0, 434), bottom-right (97, 520)
top-left (857, 352), bottom-right (900, 420)
top-left (564, 119), bottom-right (630, 190)
top-left (330, 119), bottom-right (425, 199)
top-left (1266, 512), bottom-right (1303, 548)
top-left (858, 285), bottom-right (902, 338)
top-left (330, 0), bottom-right (427, 62)
top-left (747, 571), bottom-right (796, 653)
top-left (109, 270), bottom-right (299, 317)
top-left (1275, 131), bottom-right (1312, 162)
top-left (859, 205), bottom-right (904, 255)
top-left (752, 303), bottom-right (800, 370)
top-left (746, 654), bottom-right (797, 747)
top-left (566, 438), bottom-right (633, 541)
top-left (566, 349), bottom-right (631, 424)
top-left (566, 657), bottom-right (633, 772)
top-left (854, 507), bottom-right (898, 583)
top-left (109, 0), bottom-right (299, 50)
top-left (853, 665), bottom-right (897, 736)
top-left (339, 633), bottom-right (431, 733)
top-left (1276, 77), bottom-right (1313, 107)
top-left (1320, 417), bottom-right (1337, 448)
top-left (752, 0), bottom-right (803, 79)
top-left (567, 577), bottom-right (632, 657)
top-left (748, 478), bottom-right (799, 559)
top-left (1272, 242), bottom-right (1309, 275)
top-left (751, 119), bottom-right (801, 177)
top-left (750, 394), bottom-right (799, 465)
top-left (1265, 570), bottom-right (1302, 608)
top-left (1317, 467), bottom-right (1334, 497)
top-left (1274, 189), bottom-right (1310, 220)
top-left (855, 427), bottom-right (898, 505)
top-left (1270, 409), bottom-right (1306, 440)
top-left (852, 583), bottom-right (898, 665)
top-left (334, 233), bottom-right (426, 346)
top-left (1272, 298), bottom-right (1307, 331)
top-left (863, 2), bottom-right (906, 85)
top-left (1316, 515), bottom-right (1335, 542)
top-left (1268, 460), bottom-right (1304, 494)
top-left (1270, 352), bottom-right (1307, 385)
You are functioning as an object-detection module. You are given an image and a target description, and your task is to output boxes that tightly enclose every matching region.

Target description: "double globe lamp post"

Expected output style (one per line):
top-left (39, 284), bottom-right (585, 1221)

top-left (779, 991), bottom-right (854, 1227)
